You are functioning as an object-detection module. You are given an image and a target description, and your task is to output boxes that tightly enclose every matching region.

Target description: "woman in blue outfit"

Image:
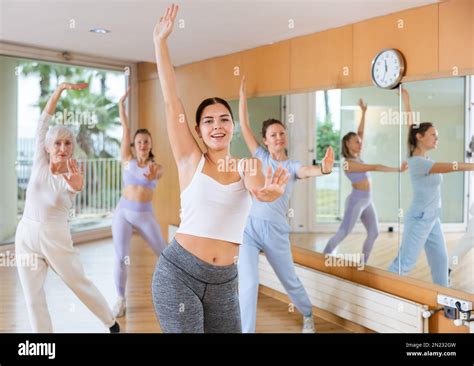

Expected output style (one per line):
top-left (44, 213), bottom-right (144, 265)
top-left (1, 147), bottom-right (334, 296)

top-left (388, 89), bottom-right (474, 286)
top-left (237, 76), bottom-right (335, 333)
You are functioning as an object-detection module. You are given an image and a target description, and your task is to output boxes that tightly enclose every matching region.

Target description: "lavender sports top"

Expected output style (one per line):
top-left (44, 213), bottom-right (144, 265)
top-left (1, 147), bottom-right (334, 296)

top-left (122, 159), bottom-right (158, 190)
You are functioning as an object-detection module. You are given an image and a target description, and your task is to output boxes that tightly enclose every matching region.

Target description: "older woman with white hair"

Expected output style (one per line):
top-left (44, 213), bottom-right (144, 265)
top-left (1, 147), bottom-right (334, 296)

top-left (15, 82), bottom-right (120, 333)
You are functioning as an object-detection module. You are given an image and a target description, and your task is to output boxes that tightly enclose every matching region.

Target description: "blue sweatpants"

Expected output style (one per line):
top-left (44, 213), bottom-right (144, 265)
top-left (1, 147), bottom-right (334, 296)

top-left (388, 208), bottom-right (448, 286)
top-left (238, 215), bottom-right (313, 333)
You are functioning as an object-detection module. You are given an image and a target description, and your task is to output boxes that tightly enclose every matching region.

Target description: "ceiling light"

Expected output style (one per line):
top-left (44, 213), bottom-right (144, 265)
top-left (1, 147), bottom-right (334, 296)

top-left (89, 28), bottom-right (110, 34)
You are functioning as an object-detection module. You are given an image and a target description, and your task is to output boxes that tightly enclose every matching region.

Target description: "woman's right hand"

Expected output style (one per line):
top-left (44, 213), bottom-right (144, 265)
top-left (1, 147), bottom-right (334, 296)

top-left (153, 4), bottom-right (179, 43)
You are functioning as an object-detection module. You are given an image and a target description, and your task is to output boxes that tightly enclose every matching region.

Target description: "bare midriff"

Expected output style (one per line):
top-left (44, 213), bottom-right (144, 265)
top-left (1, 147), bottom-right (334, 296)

top-left (174, 233), bottom-right (239, 266)
top-left (122, 185), bottom-right (154, 202)
top-left (352, 178), bottom-right (371, 191)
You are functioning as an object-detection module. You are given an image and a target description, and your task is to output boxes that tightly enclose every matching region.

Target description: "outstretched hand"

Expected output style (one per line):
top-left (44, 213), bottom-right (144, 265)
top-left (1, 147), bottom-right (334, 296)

top-left (153, 4), bottom-right (179, 42)
top-left (144, 162), bottom-right (160, 181)
top-left (400, 161), bottom-right (408, 172)
top-left (251, 164), bottom-right (289, 202)
top-left (63, 159), bottom-right (84, 192)
top-left (321, 146), bottom-right (334, 174)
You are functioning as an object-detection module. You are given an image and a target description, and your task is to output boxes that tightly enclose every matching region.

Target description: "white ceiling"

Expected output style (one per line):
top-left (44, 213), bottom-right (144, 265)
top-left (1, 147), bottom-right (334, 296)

top-left (0, 0), bottom-right (439, 66)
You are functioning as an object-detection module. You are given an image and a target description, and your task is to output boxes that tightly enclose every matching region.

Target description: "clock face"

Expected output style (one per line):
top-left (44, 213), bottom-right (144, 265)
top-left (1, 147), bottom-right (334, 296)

top-left (371, 49), bottom-right (405, 89)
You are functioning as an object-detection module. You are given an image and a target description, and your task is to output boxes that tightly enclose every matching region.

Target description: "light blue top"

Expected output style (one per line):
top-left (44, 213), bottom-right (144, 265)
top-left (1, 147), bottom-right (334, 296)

top-left (408, 156), bottom-right (443, 214)
top-left (248, 145), bottom-right (302, 226)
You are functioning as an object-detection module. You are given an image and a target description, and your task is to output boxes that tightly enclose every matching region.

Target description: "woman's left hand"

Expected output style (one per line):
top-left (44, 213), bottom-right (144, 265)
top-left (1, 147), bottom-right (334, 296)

top-left (321, 146), bottom-right (335, 174)
top-left (63, 159), bottom-right (84, 191)
top-left (251, 165), bottom-right (289, 202)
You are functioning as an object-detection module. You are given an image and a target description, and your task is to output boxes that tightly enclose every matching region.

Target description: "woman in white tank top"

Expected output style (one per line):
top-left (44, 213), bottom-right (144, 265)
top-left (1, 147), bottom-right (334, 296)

top-left (151, 4), bottom-right (289, 333)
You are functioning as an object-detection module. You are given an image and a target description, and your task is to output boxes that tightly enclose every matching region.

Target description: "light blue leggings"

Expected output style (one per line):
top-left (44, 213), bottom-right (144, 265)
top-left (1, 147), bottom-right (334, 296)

top-left (388, 208), bottom-right (448, 286)
top-left (112, 198), bottom-right (166, 297)
top-left (238, 215), bottom-right (313, 333)
top-left (323, 189), bottom-right (379, 262)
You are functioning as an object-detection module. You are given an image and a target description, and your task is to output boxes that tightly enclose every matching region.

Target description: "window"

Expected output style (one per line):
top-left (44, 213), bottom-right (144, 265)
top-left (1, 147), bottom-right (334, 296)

top-left (0, 55), bottom-right (127, 244)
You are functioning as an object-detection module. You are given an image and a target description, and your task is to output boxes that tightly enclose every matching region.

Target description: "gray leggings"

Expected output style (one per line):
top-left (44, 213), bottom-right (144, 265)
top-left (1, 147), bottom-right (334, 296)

top-left (151, 238), bottom-right (241, 333)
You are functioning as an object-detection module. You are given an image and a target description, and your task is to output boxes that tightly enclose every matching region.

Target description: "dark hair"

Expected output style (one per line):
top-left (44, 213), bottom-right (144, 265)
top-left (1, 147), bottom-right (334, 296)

top-left (195, 97), bottom-right (234, 126)
top-left (341, 132), bottom-right (358, 159)
top-left (261, 119), bottom-right (286, 138)
top-left (407, 122), bottom-right (434, 157)
top-left (131, 128), bottom-right (155, 162)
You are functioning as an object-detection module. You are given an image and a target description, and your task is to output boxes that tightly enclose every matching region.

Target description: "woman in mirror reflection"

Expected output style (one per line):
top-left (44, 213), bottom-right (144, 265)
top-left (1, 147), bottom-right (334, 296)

top-left (388, 88), bottom-right (474, 287)
top-left (237, 76), bottom-right (335, 333)
top-left (323, 98), bottom-right (408, 263)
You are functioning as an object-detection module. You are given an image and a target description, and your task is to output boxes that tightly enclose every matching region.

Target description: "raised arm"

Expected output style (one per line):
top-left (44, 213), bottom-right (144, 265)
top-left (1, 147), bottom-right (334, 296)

top-left (357, 98), bottom-right (367, 140)
top-left (239, 76), bottom-right (260, 155)
top-left (401, 88), bottom-right (413, 127)
top-left (297, 146), bottom-right (334, 179)
top-left (119, 87), bottom-right (132, 162)
top-left (429, 162), bottom-right (474, 174)
top-left (153, 4), bottom-right (201, 166)
top-left (345, 159), bottom-right (408, 173)
top-left (35, 82), bottom-right (88, 164)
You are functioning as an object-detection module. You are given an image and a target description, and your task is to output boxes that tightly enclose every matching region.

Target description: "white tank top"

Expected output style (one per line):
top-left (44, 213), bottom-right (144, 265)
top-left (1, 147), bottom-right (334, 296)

top-left (176, 154), bottom-right (252, 244)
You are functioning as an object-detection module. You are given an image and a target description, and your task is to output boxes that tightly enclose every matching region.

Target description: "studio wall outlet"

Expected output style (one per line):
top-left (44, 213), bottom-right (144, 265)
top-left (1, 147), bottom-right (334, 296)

top-left (437, 295), bottom-right (472, 312)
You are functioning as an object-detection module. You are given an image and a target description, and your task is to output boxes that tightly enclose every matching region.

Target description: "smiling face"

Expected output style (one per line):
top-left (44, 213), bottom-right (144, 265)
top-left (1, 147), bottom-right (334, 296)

top-left (263, 123), bottom-right (287, 154)
top-left (195, 103), bottom-right (234, 151)
top-left (416, 126), bottom-right (439, 151)
top-left (134, 132), bottom-right (152, 160)
top-left (45, 126), bottom-right (75, 163)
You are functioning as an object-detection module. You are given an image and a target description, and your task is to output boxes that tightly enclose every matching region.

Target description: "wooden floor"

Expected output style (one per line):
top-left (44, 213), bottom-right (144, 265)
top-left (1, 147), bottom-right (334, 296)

top-left (0, 235), bottom-right (350, 333)
top-left (291, 231), bottom-right (474, 293)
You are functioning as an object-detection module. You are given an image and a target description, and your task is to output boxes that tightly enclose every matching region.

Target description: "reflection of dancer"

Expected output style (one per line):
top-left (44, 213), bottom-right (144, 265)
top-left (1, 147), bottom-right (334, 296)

top-left (324, 99), bottom-right (407, 262)
top-left (237, 76), bottom-right (334, 333)
top-left (151, 4), bottom-right (288, 333)
top-left (389, 89), bottom-right (474, 286)
top-left (15, 83), bottom-right (119, 333)
top-left (112, 88), bottom-right (166, 318)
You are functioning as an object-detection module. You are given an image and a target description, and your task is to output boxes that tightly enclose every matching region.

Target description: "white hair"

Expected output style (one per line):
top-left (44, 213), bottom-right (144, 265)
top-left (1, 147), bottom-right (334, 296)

top-left (44, 125), bottom-right (76, 154)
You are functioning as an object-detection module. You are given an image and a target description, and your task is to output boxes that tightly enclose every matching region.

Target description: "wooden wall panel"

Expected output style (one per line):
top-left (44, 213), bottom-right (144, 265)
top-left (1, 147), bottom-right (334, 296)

top-left (241, 41), bottom-right (290, 97)
top-left (353, 4), bottom-right (438, 84)
top-left (291, 25), bottom-right (353, 91)
top-left (439, 0), bottom-right (474, 74)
